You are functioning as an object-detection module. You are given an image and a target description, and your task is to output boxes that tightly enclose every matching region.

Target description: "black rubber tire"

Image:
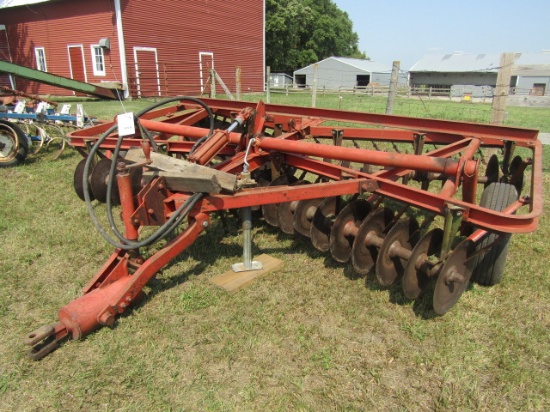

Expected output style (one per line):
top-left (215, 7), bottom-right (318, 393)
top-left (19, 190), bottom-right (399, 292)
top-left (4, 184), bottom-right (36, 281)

top-left (0, 120), bottom-right (29, 168)
top-left (471, 182), bottom-right (518, 286)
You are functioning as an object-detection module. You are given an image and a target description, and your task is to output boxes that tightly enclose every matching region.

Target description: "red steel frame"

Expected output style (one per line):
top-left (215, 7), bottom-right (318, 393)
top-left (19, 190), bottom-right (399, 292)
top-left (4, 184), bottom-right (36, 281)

top-left (25, 98), bottom-right (542, 359)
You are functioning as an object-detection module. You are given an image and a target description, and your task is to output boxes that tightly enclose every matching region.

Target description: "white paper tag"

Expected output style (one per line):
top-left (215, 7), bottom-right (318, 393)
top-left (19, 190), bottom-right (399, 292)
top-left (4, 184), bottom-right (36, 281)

top-left (118, 112), bottom-right (135, 136)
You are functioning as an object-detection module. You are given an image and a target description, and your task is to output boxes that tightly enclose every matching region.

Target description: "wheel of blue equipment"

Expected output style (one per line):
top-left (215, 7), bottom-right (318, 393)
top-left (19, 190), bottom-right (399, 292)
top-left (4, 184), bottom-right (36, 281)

top-left (0, 120), bottom-right (28, 168)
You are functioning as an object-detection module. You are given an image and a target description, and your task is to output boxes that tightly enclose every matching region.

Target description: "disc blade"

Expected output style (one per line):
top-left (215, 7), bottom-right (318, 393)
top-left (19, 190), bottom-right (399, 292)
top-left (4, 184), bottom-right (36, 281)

top-left (73, 157), bottom-right (95, 201)
top-left (376, 217), bottom-right (420, 287)
top-left (293, 198), bottom-right (323, 238)
top-left (90, 158), bottom-right (119, 204)
top-left (351, 207), bottom-right (394, 276)
top-left (403, 228), bottom-right (443, 299)
top-left (433, 239), bottom-right (474, 315)
top-left (261, 174), bottom-right (293, 227)
top-left (329, 199), bottom-right (371, 263)
top-left (310, 197), bottom-right (340, 252)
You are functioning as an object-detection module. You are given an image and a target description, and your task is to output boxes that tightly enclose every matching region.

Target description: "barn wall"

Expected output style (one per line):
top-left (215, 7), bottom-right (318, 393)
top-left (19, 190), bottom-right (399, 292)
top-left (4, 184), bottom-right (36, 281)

top-left (120, 0), bottom-right (264, 97)
top-left (410, 72), bottom-right (497, 88)
top-left (515, 76), bottom-right (550, 95)
top-left (294, 60), bottom-right (367, 90)
top-left (0, 0), bottom-right (122, 96)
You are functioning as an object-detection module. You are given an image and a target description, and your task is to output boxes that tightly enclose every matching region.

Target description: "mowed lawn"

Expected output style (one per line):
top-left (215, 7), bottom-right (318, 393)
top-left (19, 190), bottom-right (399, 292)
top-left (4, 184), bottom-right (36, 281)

top-left (0, 94), bottom-right (548, 411)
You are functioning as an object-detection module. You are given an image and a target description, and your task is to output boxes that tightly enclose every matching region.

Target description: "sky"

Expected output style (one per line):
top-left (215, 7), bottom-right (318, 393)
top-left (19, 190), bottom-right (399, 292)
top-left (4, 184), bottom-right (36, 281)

top-left (333, 0), bottom-right (550, 70)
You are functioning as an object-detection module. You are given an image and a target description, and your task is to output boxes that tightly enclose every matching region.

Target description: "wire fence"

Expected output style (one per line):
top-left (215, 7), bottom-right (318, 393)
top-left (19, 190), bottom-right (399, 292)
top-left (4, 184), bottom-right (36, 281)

top-left (122, 64), bottom-right (549, 132)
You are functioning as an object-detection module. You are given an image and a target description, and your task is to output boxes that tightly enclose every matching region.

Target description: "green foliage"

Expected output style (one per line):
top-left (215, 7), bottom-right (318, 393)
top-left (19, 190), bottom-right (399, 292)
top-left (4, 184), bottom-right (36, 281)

top-left (266, 0), bottom-right (366, 73)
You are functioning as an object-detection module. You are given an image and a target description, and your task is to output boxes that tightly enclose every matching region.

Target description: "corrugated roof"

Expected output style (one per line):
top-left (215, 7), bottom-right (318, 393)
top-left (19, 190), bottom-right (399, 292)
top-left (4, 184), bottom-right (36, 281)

top-left (410, 52), bottom-right (550, 76)
top-left (298, 56), bottom-right (391, 74)
top-left (0, 0), bottom-right (52, 9)
top-left (409, 53), bottom-right (503, 73)
top-left (331, 56), bottom-right (391, 73)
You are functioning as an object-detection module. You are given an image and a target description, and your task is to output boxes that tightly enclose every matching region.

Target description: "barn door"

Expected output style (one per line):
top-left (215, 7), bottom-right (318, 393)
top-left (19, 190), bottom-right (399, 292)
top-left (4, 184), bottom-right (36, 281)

top-left (68, 45), bottom-right (87, 96)
top-left (134, 47), bottom-right (161, 97)
top-left (199, 52), bottom-right (214, 94)
top-left (0, 24), bottom-right (15, 88)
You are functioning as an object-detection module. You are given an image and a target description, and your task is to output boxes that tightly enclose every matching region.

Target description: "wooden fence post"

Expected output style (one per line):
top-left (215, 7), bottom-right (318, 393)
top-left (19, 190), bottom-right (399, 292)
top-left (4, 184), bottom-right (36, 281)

top-left (210, 68), bottom-right (216, 98)
top-left (491, 52), bottom-right (516, 125)
top-left (236, 66), bottom-right (241, 100)
top-left (266, 66), bottom-right (271, 103)
top-left (385, 61), bottom-right (400, 114)
top-left (311, 64), bottom-right (318, 108)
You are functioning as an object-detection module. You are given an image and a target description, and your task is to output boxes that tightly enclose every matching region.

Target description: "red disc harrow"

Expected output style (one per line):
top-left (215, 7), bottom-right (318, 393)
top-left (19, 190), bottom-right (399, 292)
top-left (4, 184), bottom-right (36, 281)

top-left (24, 97), bottom-right (543, 359)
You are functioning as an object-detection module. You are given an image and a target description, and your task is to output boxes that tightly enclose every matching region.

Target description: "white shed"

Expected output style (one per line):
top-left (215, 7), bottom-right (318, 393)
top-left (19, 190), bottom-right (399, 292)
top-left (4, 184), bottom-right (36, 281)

top-left (293, 56), bottom-right (406, 90)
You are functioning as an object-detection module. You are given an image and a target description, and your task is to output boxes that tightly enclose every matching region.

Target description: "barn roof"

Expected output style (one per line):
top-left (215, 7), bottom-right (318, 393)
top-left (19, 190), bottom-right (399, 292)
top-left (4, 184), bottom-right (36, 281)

top-left (409, 53), bottom-right (503, 73)
top-left (0, 0), bottom-right (53, 8)
top-left (296, 56), bottom-right (391, 74)
top-left (410, 52), bottom-right (550, 75)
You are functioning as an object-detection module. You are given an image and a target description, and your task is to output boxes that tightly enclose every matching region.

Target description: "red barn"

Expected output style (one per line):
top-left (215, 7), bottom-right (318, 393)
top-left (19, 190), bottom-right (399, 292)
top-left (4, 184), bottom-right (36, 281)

top-left (0, 0), bottom-right (265, 98)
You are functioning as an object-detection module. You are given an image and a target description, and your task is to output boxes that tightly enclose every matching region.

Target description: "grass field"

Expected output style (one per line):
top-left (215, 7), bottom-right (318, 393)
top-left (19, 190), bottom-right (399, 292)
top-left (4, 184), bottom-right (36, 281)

top-left (0, 94), bottom-right (548, 411)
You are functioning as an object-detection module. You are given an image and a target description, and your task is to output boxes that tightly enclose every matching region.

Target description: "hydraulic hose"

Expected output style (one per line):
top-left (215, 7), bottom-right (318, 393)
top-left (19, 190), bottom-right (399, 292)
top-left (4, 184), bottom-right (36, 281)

top-left (82, 96), bottom-right (215, 250)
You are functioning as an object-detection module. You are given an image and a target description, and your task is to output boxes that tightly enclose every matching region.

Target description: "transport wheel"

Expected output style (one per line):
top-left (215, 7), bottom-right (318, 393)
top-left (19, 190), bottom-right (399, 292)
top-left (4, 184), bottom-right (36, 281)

top-left (351, 207), bottom-right (395, 276)
top-left (310, 196), bottom-right (340, 253)
top-left (0, 120), bottom-right (28, 168)
top-left (293, 198), bottom-right (323, 238)
top-left (471, 182), bottom-right (517, 286)
top-left (403, 228), bottom-right (443, 299)
top-left (329, 199), bottom-right (371, 263)
top-left (433, 239), bottom-right (474, 315)
top-left (484, 154), bottom-right (500, 188)
top-left (376, 217), bottom-right (420, 287)
top-left (508, 155), bottom-right (524, 195)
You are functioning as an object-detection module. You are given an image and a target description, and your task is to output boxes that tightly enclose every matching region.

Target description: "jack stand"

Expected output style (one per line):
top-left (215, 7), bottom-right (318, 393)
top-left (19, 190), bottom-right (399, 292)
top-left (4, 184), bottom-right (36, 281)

top-left (232, 206), bottom-right (263, 272)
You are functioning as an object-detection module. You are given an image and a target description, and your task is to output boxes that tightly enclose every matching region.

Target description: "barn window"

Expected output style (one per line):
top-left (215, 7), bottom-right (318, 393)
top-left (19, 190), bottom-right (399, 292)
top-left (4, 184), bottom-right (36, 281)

top-left (91, 45), bottom-right (106, 76)
top-left (35, 47), bottom-right (47, 71)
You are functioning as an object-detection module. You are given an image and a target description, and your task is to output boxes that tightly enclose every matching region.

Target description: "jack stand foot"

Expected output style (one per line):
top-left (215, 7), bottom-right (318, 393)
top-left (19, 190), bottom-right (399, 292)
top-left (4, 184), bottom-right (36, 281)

top-left (232, 260), bottom-right (263, 273)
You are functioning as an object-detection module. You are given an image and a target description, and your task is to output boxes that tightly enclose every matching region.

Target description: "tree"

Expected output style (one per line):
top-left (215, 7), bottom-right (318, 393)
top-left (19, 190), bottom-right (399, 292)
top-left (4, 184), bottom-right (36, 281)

top-left (266, 0), bottom-right (367, 74)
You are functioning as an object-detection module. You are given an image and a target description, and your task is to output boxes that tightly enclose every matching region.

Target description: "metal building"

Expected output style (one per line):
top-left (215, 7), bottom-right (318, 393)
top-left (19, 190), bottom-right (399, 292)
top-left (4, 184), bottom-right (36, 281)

top-left (0, 0), bottom-right (265, 98)
top-left (409, 52), bottom-right (550, 96)
top-left (293, 56), bottom-right (407, 90)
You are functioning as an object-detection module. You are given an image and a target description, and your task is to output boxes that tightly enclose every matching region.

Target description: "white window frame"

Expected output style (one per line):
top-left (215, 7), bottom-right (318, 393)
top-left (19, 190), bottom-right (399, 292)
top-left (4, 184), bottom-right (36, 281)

top-left (35, 47), bottom-right (47, 71)
top-left (90, 45), bottom-right (106, 76)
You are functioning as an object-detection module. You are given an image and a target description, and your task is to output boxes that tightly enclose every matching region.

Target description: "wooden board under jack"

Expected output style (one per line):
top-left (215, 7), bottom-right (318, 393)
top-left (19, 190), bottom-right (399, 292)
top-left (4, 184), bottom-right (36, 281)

top-left (210, 254), bottom-right (284, 293)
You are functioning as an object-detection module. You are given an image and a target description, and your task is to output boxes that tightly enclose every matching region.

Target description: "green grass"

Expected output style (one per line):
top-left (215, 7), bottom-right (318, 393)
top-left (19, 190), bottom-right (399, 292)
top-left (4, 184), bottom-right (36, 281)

top-left (0, 95), bottom-right (549, 411)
